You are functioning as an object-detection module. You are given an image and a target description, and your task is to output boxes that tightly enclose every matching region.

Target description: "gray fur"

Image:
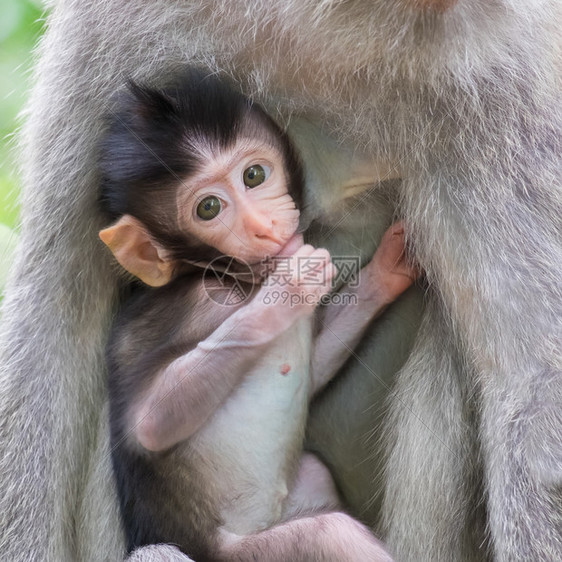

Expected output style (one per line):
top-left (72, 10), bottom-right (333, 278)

top-left (126, 545), bottom-right (195, 562)
top-left (0, 1), bottom-right (560, 561)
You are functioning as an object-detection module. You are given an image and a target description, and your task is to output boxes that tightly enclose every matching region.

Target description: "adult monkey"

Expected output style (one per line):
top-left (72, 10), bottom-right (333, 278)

top-left (0, 0), bottom-right (560, 560)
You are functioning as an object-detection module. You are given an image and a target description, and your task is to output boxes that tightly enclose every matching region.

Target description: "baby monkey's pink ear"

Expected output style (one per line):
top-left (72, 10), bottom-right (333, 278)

top-left (99, 215), bottom-right (175, 287)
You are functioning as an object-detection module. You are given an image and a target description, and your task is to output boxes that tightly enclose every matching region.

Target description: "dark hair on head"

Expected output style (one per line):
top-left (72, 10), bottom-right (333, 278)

top-left (99, 68), bottom-right (303, 263)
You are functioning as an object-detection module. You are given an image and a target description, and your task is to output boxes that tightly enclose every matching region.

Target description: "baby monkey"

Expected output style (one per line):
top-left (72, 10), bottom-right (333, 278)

top-left (99, 70), bottom-right (416, 562)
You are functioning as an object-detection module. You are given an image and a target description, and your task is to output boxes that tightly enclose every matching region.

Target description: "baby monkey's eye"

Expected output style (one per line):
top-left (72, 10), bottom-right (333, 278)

top-left (196, 196), bottom-right (222, 220)
top-left (243, 164), bottom-right (270, 188)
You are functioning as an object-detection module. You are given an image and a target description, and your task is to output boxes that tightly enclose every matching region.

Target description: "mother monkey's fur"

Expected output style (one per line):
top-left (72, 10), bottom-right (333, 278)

top-left (1, 1), bottom-right (561, 561)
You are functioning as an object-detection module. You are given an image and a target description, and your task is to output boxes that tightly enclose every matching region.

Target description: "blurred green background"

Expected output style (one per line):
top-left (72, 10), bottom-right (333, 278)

top-left (0, 0), bottom-right (46, 292)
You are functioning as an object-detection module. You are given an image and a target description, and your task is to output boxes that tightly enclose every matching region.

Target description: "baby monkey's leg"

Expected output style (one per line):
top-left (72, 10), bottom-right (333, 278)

top-left (219, 454), bottom-right (391, 561)
top-left (282, 452), bottom-right (340, 518)
top-left (218, 510), bottom-right (393, 562)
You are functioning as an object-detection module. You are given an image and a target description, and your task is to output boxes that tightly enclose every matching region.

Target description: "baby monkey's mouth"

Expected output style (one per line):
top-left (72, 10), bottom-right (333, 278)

top-left (271, 231), bottom-right (304, 258)
top-left (239, 228), bottom-right (302, 265)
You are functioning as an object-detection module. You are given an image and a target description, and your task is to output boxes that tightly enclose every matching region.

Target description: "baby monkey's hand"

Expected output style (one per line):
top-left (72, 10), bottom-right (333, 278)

top-left (258, 242), bottom-right (336, 321)
top-left (285, 244), bottom-right (336, 307)
top-left (364, 222), bottom-right (420, 304)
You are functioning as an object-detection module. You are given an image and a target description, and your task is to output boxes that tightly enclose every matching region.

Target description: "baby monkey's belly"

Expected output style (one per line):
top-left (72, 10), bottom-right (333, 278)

top-left (187, 318), bottom-right (312, 535)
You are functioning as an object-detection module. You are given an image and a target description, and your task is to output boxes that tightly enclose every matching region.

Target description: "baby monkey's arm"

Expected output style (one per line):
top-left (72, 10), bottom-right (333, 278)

top-left (133, 244), bottom-right (334, 453)
top-left (310, 222), bottom-right (419, 397)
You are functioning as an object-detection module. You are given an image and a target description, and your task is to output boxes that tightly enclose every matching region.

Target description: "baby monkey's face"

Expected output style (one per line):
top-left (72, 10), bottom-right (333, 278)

top-left (178, 138), bottom-right (300, 264)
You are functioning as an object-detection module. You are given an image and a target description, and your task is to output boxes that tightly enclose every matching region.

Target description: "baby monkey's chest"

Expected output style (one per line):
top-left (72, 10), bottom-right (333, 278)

top-left (188, 319), bottom-right (312, 533)
top-left (194, 317), bottom-right (311, 456)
